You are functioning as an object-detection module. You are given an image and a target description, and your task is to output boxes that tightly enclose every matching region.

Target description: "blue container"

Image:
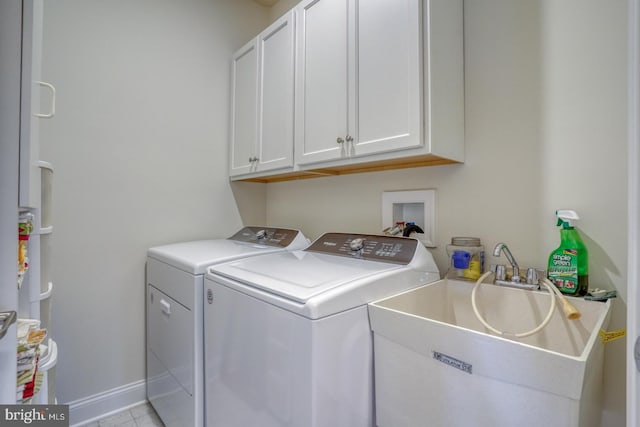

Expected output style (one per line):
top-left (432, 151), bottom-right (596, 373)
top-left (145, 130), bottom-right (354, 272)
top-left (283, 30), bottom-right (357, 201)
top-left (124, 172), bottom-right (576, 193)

top-left (452, 250), bottom-right (471, 269)
top-left (446, 237), bottom-right (484, 280)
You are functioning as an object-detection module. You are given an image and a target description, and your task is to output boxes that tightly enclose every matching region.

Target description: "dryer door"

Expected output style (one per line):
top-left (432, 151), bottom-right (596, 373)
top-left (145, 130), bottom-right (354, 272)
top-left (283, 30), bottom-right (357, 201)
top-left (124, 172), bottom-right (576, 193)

top-left (147, 284), bottom-right (194, 426)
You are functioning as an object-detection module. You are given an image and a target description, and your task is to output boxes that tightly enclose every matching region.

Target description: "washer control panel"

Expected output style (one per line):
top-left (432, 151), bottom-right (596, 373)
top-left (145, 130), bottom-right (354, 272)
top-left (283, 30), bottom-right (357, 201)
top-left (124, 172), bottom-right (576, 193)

top-left (305, 233), bottom-right (418, 265)
top-left (228, 226), bottom-right (299, 248)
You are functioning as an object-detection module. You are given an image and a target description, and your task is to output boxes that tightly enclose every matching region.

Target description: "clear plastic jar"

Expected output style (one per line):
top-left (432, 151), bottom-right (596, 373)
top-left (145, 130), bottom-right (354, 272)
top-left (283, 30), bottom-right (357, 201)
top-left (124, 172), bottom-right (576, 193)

top-left (446, 237), bottom-right (484, 281)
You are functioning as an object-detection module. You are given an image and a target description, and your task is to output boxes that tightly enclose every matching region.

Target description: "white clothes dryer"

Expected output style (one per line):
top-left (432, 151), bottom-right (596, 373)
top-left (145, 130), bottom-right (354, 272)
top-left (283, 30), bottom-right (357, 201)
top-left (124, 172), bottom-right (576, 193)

top-left (203, 232), bottom-right (440, 427)
top-left (145, 226), bottom-right (308, 427)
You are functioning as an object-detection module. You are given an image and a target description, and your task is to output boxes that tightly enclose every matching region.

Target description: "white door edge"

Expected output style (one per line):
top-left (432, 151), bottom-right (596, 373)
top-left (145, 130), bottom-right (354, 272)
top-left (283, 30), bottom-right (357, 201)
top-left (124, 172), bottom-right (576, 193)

top-left (628, 0), bottom-right (640, 425)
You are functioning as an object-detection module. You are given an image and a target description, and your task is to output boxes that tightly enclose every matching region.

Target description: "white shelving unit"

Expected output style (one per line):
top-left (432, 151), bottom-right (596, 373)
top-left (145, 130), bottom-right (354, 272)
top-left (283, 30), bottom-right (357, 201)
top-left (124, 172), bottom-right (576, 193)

top-left (16, 0), bottom-right (58, 405)
top-left (1, 0), bottom-right (56, 405)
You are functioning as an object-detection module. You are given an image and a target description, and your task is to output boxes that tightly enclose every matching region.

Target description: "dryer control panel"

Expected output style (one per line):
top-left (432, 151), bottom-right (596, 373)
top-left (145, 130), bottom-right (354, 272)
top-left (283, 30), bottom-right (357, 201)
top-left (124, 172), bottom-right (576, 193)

top-left (228, 226), bottom-right (300, 248)
top-left (305, 233), bottom-right (418, 265)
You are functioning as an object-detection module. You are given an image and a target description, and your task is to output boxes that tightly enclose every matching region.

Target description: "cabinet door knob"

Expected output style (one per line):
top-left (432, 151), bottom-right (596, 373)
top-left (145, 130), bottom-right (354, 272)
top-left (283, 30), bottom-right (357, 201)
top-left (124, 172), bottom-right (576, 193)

top-left (346, 135), bottom-right (353, 142)
top-left (336, 137), bottom-right (345, 144)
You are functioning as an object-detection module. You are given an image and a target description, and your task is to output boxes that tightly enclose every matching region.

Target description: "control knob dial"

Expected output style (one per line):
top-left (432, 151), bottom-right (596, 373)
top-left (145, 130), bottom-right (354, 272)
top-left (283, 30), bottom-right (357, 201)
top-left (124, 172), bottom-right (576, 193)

top-left (349, 238), bottom-right (365, 251)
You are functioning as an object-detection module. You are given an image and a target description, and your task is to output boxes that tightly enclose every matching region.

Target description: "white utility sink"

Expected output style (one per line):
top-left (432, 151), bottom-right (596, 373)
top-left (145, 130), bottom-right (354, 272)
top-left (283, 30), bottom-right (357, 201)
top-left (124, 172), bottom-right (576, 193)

top-left (368, 279), bottom-right (612, 427)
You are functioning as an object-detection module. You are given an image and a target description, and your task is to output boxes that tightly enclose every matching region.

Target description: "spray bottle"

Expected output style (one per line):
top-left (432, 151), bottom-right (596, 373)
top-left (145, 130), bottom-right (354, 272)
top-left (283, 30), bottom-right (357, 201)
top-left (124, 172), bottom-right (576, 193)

top-left (547, 210), bottom-right (588, 296)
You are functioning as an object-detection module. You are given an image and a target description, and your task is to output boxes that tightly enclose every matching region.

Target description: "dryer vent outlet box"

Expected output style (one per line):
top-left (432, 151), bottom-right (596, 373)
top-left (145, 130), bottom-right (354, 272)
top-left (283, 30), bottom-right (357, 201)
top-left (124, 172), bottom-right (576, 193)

top-left (382, 190), bottom-right (435, 247)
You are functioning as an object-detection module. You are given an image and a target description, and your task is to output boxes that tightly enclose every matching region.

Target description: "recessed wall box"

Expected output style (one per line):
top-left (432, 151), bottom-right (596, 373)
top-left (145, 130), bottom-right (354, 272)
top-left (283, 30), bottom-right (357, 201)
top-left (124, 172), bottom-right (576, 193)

top-left (382, 190), bottom-right (435, 247)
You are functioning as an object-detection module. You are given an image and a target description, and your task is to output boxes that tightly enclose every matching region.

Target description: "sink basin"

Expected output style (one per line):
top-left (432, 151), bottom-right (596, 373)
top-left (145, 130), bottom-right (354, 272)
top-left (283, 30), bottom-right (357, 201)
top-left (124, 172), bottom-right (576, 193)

top-left (368, 279), bottom-right (612, 427)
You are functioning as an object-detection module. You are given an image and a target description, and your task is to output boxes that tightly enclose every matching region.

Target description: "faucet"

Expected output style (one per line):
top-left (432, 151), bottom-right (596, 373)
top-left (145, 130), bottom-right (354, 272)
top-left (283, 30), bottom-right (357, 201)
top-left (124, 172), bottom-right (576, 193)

top-left (493, 243), bottom-right (520, 283)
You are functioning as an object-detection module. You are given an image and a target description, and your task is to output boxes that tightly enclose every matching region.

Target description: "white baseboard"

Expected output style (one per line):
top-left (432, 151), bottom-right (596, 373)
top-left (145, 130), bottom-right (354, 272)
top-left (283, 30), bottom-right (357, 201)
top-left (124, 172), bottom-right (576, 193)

top-left (67, 379), bottom-right (147, 426)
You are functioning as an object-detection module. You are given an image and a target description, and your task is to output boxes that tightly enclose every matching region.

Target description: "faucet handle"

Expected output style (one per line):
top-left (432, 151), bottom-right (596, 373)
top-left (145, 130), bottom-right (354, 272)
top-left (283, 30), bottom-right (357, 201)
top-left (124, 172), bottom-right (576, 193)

top-left (525, 268), bottom-right (538, 285)
top-left (495, 264), bottom-right (506, 281)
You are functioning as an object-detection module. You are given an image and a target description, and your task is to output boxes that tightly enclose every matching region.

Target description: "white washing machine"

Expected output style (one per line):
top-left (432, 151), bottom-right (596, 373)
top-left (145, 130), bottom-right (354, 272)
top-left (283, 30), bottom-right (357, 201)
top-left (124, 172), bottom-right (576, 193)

top-left (203, 232), bottom-right (440, 427)
top-left (145, 226), bottom-right (308, 427)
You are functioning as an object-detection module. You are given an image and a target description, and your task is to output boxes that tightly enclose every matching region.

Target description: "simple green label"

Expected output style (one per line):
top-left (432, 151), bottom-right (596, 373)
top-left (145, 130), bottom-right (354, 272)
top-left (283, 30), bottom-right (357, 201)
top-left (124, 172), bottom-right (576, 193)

top-left (548, 249), bottom-right (578, 293)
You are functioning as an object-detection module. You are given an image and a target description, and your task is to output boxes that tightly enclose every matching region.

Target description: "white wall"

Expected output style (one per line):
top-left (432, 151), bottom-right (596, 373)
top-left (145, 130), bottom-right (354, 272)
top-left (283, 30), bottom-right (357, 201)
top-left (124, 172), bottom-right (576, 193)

top-left (539, 3), bottom-right (628, 423)
top-left (264, 0), bottom-right (628, 425)
top-left (40, 0), bottom-right (269, 405)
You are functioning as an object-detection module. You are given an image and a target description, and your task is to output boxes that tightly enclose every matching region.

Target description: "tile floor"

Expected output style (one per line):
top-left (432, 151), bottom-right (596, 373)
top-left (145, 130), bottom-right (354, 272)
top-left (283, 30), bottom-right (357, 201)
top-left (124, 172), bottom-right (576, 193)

top-left (83, 402), bottom-right (164, 427)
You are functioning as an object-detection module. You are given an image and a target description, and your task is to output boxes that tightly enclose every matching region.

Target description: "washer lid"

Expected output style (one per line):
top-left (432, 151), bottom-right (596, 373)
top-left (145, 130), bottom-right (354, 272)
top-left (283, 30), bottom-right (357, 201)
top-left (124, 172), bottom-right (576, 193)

top-left (147, 227), bottom-right (307, 274)
top-left (209, 250), bottom-right (403, 304)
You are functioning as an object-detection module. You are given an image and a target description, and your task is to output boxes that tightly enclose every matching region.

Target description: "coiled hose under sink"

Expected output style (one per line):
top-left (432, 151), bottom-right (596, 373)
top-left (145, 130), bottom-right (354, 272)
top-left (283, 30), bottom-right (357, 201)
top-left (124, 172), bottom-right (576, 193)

top-left (471, 271), bottom-right (581, 338)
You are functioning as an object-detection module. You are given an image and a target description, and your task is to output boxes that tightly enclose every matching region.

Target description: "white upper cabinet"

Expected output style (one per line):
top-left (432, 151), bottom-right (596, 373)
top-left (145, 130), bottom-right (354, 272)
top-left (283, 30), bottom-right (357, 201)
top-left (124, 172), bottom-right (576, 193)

top-left (294, 0), bottom-right (351, 165)
top-left (354, 0), bottom-right (422, 157)
top-left (257, 11), bottom-right (295, 172)
top-left (230, 0), bottom-right (463, 181)
top-left (229, 12), bottom-right (295, 177)
top-left (295, 0), bottom-right (422, 166)
top-left (229, 39), bottom-right (259, 177)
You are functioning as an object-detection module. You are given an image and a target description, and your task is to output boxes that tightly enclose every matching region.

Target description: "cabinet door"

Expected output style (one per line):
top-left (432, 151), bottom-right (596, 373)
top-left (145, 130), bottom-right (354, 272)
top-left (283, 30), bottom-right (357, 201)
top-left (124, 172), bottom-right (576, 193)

top-left (0, 0), bottom-right (21, 404)
top-left (256, 11), bottom-right (295, 172)
top-left (229, 40), bottom-right (259, 177)
top-left (294, 0), bottom-right (351, 166)
top-left (353, 0), bottom-right (422, 157)
top-left (19, 0), bottom-right (44, 209)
